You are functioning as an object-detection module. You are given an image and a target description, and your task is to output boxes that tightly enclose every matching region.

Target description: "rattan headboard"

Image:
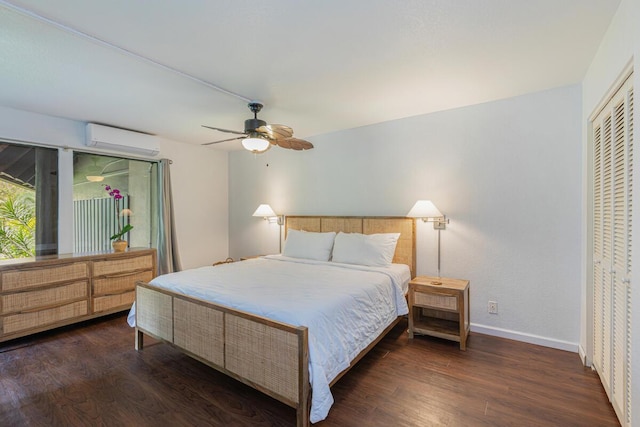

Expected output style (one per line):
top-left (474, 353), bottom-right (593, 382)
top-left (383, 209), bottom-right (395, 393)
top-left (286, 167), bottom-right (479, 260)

top-left (285, 216), bottom-right (416, 278)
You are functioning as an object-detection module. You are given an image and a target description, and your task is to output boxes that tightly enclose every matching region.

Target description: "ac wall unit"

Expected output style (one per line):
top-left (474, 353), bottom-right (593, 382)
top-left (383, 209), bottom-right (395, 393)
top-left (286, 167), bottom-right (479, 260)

top-left (85, 123), bottom-right (160, 157)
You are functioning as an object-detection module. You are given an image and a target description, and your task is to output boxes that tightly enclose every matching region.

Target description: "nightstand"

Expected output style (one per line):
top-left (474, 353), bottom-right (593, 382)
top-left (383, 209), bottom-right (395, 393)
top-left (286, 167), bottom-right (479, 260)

top-left (408, 276), bottom-right (470, 350)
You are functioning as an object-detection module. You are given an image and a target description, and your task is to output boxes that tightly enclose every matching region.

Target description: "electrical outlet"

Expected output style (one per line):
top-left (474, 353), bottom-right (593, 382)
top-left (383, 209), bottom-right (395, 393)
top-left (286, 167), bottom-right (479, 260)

top-left (488, 301), bottom-right (498, 314)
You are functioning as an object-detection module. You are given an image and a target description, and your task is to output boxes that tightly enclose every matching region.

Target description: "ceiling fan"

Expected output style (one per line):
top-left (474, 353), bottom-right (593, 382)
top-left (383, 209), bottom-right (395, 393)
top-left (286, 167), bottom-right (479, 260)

top-left (202, 102), bottom-right (314, 153)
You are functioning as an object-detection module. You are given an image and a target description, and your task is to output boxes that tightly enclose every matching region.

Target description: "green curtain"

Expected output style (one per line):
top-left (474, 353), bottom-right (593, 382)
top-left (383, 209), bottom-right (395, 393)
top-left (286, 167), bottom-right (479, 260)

top-left (156, 158), bottom-right (181, 274)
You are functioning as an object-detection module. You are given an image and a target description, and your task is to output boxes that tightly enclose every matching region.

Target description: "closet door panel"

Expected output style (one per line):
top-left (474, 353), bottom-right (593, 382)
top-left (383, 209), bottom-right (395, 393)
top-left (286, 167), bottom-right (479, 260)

top-left (611, 91), bottom-right (631, 422)
top-left (593, 122), bottom-right (605, 373)
top-left (602, 112), bottom-right (613, 395)
top-left (592, 75), bottom-right (633, 426)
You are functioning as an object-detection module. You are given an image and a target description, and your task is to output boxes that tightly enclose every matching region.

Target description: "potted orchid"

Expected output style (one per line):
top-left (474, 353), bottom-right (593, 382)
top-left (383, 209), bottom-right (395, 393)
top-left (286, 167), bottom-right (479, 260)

top-left (105, 185), bottom-right (133, 252)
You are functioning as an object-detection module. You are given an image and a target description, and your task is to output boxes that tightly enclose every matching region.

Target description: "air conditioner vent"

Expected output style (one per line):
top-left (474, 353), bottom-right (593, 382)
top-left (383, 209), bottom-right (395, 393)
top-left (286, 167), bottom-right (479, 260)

top-left (85, 124), bottom-right (160, 157)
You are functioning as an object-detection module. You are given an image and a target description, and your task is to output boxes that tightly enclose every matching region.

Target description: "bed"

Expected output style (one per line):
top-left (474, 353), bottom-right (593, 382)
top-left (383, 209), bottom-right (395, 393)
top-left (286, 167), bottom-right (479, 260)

top-left (133, 216), bottom-right (416, 426)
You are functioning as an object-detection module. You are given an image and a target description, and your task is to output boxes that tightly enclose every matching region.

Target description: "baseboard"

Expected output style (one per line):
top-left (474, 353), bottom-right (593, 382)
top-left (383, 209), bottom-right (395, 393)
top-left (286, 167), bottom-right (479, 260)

top-left (470, 323), bottom-right (579, 353)
top-left (578, 344), bottom-right (592, 367)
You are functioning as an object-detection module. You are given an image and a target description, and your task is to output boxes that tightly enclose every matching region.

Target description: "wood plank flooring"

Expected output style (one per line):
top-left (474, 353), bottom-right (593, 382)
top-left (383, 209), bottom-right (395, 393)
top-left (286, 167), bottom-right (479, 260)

top-left (0, 314), bottom-right (618, 426)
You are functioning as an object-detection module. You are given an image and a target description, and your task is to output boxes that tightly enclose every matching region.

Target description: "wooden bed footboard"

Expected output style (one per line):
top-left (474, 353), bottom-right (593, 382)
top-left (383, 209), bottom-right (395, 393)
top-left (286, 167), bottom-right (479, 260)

top-left (134, 282), bottom-right (311, 427)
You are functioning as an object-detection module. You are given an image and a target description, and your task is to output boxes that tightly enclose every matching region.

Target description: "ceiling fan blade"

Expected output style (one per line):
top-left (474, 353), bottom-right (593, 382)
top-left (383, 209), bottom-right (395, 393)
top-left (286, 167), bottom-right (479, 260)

top-left (202, 125), bottom-right (246, 135)
top-left (275, 138), bottom-right (293, 149)
top-left (276, 137), bottom-right (314, 150)
top-left (202, 136), bottom-right (245, 146)
top-left (255, 128), bottom-right (276, 141)
top-left (268, 124), bottom-right (294, 139)
top-left (256, 124), bottom-right (293, 140)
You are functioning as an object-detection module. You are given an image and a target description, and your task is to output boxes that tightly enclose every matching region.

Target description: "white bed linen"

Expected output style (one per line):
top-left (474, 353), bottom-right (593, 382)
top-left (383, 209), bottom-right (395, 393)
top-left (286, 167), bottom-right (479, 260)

top-left (129, 256), bottom-right (409, 423)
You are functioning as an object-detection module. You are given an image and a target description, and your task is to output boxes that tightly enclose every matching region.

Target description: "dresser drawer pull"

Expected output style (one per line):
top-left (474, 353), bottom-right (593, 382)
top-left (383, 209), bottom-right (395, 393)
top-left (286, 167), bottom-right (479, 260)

top-left (15, 298), bottom-right (86, 314)
top-left (102, 271), bottom-right (143, 279)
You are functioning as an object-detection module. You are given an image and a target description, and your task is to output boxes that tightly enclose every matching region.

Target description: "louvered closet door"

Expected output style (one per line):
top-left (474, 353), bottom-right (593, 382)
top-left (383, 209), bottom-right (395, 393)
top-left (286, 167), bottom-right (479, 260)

top-left (592, 74), bottom-right (633, 427)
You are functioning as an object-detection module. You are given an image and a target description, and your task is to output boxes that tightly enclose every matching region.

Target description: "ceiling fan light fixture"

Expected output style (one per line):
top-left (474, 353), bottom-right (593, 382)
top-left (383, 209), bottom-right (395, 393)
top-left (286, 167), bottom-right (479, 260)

top-left (242, 135), bottom-right (271, 153)
top-left (203, 102), bottom-right (313, 152)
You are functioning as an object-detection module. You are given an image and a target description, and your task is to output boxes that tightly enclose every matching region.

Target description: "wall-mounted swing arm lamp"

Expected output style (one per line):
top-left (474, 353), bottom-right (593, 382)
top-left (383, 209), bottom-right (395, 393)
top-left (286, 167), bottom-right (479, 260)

top-left (252, 204), bottom-right (283, 225)
top-left (252, 204), bottom-right (285, 253)
top-left (406, 200), bottom-right (449, 229)
top-left (407, 200), bottom-right (450, 279)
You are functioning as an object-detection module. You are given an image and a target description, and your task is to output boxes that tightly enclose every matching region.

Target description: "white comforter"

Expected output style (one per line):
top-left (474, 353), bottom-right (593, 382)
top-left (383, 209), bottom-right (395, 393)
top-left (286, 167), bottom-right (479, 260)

top-left (129, 255), bottom-right (409, 423)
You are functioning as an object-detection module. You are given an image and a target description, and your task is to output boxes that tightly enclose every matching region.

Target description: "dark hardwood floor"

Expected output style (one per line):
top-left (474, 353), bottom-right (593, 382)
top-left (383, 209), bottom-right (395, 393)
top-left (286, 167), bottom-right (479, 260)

top-left (0, 314), bottom-right (618, 426)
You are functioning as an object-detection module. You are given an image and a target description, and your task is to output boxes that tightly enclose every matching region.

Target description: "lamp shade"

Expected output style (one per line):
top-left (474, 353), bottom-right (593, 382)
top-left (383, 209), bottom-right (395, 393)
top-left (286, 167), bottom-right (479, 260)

top-left (242, 136), bottom-right (271, 153)
top-left (253, 204), bottom-right (276, 218)
top-left (407, 200), bottom-right (443, 219)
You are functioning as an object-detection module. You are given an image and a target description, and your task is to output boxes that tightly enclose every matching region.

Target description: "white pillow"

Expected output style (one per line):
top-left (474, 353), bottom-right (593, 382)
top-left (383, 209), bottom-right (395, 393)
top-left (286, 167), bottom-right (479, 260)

top-left (332, 232), bottom-right (400, 266)
top-left (282, 229), bottom-right (336, 261)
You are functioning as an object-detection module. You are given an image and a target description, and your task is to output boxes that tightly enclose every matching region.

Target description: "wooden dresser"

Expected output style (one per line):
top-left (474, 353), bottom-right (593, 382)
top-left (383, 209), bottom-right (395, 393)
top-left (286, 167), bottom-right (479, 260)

top-left (0, 248), bottom-right (156, 343)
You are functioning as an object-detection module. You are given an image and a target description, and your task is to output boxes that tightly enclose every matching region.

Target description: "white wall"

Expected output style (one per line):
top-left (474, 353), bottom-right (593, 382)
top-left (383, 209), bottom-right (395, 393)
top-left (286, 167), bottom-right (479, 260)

top-left (164, 141), bottom-right (228, 270)
top-left (581, 0), bottom-right (639, 423)
top-left (229, 85), bottom-right (583, 351)
top-left (0, 105), bottom-right (229, 270)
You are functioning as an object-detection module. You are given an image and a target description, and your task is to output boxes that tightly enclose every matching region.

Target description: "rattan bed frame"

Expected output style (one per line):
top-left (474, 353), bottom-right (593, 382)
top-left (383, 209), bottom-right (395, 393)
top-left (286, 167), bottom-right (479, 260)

top-left (134, 216), bottom-right (415, 427)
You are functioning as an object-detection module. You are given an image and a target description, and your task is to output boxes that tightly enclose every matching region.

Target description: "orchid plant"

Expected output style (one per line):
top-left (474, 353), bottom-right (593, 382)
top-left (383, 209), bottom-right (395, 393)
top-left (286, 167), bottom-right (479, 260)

top-left (105, 185), bottom-right (133, 241)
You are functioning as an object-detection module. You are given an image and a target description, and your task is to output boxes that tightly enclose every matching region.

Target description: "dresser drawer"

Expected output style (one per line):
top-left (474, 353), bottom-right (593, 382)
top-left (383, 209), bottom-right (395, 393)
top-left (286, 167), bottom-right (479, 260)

top-left (0, 249), bottom-right (157, 343)
top-left (93, 255), bottom-right (154, 276)
top-left (1, 262), bottom-right (89, 292)
top-left (414, 292), bottom-right (458, 311)
top-left (93, 271), bottom-right (154, 296)
top-left (1, 281), bottom-right (88, 315)
top-left (93, 291), bottom-right (135, 313)
top-left (1, 300), bottom-right (88, 335)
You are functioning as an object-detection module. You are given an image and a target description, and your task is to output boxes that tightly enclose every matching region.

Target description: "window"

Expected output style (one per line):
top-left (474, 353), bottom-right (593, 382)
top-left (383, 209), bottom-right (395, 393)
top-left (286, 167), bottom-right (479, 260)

top-left (0, 142), bottom-right (58, 259)
top-left (72, 153), bottom-right (157, 252)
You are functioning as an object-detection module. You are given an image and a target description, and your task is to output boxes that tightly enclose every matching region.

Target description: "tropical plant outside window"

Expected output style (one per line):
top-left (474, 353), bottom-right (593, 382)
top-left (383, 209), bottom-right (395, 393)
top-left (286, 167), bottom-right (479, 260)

top-left (0, 142), bottom-right (58, 260)
top-left (0, 181), bottom-right (35, 259)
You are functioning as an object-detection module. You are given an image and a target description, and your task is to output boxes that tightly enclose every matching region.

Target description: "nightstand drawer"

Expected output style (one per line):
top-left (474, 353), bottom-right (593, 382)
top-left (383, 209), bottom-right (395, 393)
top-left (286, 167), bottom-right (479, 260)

top-left (414, 292), bottom-right (457, 310)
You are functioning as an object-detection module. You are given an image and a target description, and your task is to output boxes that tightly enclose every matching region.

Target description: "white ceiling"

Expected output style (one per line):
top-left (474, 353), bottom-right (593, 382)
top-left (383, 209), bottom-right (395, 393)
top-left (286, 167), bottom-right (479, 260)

top-left (0, 0), bottom-right (621, 150)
